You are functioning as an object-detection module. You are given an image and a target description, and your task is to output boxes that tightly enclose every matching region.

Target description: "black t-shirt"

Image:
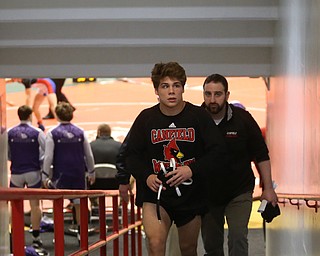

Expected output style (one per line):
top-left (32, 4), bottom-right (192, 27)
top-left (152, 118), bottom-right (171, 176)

top-left (126, 102), bottom-right (227, 210)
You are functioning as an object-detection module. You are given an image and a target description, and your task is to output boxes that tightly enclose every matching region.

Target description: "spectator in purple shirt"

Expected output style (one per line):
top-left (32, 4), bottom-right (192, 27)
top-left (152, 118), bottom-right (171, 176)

top-left (42, 102), bottom-right (95, 244)
top-left (8, 105), bottom-right (46, 251)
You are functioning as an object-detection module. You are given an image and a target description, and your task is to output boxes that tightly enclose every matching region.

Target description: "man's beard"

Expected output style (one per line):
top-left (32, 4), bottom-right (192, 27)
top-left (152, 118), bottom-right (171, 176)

top-left (206, 102), bottom-right (224, 115)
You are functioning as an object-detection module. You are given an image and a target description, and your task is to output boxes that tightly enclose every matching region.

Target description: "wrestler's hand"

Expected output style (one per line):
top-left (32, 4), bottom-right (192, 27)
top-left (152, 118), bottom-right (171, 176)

top-left (166, 165), bottom-right (193, 187)
top-left (119, 184), bottom-right (133, 203)
top-left (42, 179), bottom-right (49, 189)
top-left (42, 178), bottom-right (56, 189)
top-left (88, 172), bottom-right (96, 185)
top-left (146, 174), bottom-right (165, 192)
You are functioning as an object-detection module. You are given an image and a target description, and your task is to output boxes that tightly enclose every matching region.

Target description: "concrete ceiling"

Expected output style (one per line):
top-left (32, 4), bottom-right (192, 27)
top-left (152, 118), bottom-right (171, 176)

top-left (0, 0), bottom-right (279, 77)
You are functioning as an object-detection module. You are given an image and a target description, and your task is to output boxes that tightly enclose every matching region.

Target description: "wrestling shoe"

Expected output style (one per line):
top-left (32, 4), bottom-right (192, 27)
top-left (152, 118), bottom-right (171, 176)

top-left (32, 237), bottom-right (43, 247)
top-left (43, 113), bottom-right (55, 120)
top-left (37, 123), bottom-right (45, 131)
top-left (27, 244), bottom-right (49, 256)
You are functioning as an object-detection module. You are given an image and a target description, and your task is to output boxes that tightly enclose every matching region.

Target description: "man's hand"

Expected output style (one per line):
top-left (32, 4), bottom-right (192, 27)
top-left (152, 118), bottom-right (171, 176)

top-left (119, 184), bottom-right (133, 203)
top-left (88, 172), bottom-right (96, 185)
top-left (166, 165), bottom-right (193, 187)
top-left (261, 188), bottom-right (278, 206)
top-left (146, 174), bottom-right (164, 192)
top-left (43, 178), bottom-right (56, 189)
top-left (42, 179), bottom-right (49, 189)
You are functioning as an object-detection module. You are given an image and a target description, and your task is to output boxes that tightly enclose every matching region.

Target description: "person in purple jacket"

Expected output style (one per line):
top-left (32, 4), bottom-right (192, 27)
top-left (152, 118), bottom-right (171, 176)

top-left (42, 102), bottom-right (95, 244)
top-left (8, 105), bottom-right (46, 251)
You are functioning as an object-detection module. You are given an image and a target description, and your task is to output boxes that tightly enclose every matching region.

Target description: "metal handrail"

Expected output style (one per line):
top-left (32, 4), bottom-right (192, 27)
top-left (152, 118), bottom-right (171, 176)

top-left (277, 193), bottom-right (320, 212)
top-left (0, 187), bottom-right (143, 256)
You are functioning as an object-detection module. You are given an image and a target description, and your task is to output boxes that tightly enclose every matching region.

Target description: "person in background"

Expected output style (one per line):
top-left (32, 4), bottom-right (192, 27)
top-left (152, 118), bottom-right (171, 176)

top-left (43, 78), bottom-right (75, 119)
top-left (5, 78), bottom-right (33, 106)
top-left (42, 102), bottom-right (95, 244)
top-left (89, 123), bottom-right (121, 208)
top-left (200, 73), bottom-right (278, 256)
top-left (90, 124), bottom-right (121, 166)
top-left (7, 78), bottom-right (57, 131)
top-left (115, 130), bottom-right (134, 203)
top-left (7, 105), bottom-right (47, 254)
top-left (29, 78), bottom-right (57, 131)
top-left (125, 62), bottom-right (226, 256)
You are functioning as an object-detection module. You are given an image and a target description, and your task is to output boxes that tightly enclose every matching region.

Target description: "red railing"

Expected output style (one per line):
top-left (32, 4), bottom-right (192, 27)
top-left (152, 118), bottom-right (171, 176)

top-left (277, 193), bottom-right (320, 213)
top-left (0, 187), bottom-right (143, 256)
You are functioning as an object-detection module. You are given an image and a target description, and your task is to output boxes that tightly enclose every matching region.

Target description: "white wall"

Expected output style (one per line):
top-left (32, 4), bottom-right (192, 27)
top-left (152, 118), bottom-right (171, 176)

top-left (267, 0), bottom-right (320, 255)
top-left (0, 79), bottom-right (9, 255)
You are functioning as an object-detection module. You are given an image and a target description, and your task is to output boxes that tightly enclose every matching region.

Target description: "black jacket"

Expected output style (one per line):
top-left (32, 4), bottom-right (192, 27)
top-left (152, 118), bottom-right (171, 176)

top-left (115, 132), bottom-right (131, 185)
top-left (201, 102), bottom-right (269, 204)
top-left (90, 136), bottom-right (121, 164)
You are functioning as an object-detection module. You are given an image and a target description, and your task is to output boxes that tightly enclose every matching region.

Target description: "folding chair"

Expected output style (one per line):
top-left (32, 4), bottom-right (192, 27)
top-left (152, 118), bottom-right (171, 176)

top-left (90, 163), bottom-right (119, 190)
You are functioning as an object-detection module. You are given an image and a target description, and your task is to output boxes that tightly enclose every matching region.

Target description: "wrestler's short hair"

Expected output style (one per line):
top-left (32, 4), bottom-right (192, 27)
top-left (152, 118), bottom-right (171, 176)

top-left (55, 102), bottom-right (74, 122)
top-left (17, 105), bottom-right (32, 121)
top-left (97, 123), bottom-right (111, 137)
top-left (151, 62), bottom-right (187, 89)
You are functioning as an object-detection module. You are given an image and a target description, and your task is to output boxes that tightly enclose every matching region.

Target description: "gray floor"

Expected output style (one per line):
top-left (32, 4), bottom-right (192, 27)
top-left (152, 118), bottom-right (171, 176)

top-left (22, 207), bottom-right (265, 255)
top-left (167, 224), bottom-right (265, 256)
top-left (24, 223), bottom-right (265, 255)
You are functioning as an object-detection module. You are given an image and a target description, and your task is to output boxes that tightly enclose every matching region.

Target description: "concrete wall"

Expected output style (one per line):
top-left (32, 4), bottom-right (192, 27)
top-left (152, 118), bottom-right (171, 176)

top-left (0, 0), bottom-right (278, 77)
top-left (0, 79), bottom-right (9, 255)
top-left (267, 0), bottom-right (320, 255)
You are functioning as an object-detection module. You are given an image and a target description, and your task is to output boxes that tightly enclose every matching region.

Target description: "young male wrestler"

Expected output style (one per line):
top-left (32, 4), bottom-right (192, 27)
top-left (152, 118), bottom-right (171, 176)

top-left (125, 62), bottom-right (226, 256)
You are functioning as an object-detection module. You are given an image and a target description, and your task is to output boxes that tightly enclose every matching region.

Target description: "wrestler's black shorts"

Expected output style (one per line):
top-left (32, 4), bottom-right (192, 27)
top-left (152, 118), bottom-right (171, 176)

top-left (21, 79), bottom-right (36, 89)
top-left (145, 199), bottom-right (207, 227)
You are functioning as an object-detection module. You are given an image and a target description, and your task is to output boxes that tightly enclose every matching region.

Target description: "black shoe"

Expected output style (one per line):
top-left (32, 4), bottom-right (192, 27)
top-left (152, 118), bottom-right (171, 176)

top-left (43, 113), bottom-right (55, 120)
top-left (38, 123), bottom-right (45, 131)
top-left (32, 238), bottom-right (43, 247)
top-left (31, 243), bottom-right (49, 256)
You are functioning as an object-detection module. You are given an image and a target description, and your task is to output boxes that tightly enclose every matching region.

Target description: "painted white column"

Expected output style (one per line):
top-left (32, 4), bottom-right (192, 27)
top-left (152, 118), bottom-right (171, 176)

top-left (0, 79), bottom-right (10, 255)
top-left (267, 0), bottom-right (320, 255)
